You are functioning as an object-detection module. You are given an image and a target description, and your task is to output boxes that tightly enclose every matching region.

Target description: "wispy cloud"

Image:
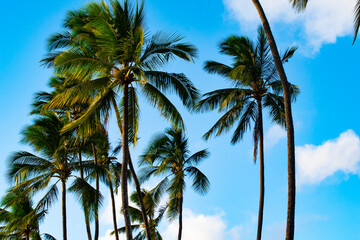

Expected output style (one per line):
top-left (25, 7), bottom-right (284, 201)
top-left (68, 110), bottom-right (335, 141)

top-left (296, 130), bottom-right (360, 186)
top-left (223, 0), bottom-right (356, 52)
top-left (265, 125), bottom-right (286, 148)
top-left (162, 209), bottom-right (242, 240)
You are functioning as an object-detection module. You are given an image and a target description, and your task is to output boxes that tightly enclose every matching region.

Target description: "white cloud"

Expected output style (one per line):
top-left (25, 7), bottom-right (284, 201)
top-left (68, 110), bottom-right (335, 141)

top-left (100, 190), bottom-right (125, 225)
top-left (265, 125), bottom-right (286, 148)
top-left (223, 0), bottom-right (356, 51)
top-left (99, 230), bottom-right (116, 240)
top-left (162, 209), bottom-right (242, 240)
top-left (296, 130), bottom-right (360, 186)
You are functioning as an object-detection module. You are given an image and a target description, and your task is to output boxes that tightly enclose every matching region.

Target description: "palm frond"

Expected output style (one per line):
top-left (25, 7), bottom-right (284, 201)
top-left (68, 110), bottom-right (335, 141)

top-left (141, 83), bottom-right (184, 129)
top-left (185, 166), bottom-right (210, 195)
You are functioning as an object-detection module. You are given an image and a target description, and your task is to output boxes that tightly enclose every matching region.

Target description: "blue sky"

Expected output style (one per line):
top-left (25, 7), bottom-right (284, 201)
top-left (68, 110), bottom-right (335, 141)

top-left (1, 0), bottom-right (360, 239)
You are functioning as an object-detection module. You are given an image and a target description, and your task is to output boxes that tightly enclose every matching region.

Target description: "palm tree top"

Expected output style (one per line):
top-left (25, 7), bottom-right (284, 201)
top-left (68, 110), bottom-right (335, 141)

top-left (197, 26), bottom-right (299, 151)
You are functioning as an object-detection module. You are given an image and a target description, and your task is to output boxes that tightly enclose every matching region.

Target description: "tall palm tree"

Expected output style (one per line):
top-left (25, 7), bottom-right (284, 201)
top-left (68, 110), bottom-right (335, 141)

top-left (248, 1), bottom-right (298, 239)
top-left (0, 189), bottom-right (55, 240)
top-left (116, 189), bottom-right (167, 240)
top-left (140, 128), bottom-right (210, 240)
top-left (87, 128), bottom-right (124, 240)
top-left (7, 112), bottom-right (100, 240)
top-left (42, 1), bottom-right (199, 239)
top-left (196, 27), bottom-right (299, 240)
top-left (31, 76), bottom-right (94, 240)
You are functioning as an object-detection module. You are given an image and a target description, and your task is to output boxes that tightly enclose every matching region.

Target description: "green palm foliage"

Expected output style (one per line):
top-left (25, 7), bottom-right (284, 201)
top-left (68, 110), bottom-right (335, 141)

top-left (0, 190), bottom-right (55, 240)
top-left (196, 27), bottom-right (299, 240)
top-left (41, 1), bottom-right (199, 239)
top-left (140, 128), bottom-right (210, 240)
top-left (198, 27), bottom-right (298, 143)
top-left (115, 189), bottom-right (167, 240)
top-left (7, 112), bottom-right (101, 240)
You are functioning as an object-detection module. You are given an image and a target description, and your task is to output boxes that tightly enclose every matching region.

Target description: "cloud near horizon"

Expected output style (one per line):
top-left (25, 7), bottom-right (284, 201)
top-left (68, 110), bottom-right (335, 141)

top-left (223, 0), bottom-right (356, 52)
top-left (296, 129), bottom-right (360, 186)
top-left (99, 208), bottom-right (243, 240)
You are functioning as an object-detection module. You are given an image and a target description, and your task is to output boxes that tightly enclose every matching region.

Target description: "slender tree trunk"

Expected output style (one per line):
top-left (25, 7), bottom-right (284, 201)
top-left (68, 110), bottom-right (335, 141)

top-left (25, 232), bottom-right (29, 240)
top-left (92, 144), bottom-right (100, 240)
top-left (79, 151), bottom-right (92, 240)
top-left (108, 176), bottom-right (120, 240)
top-left (121, 84), bottom-right (133, 240)
top-left (251, 1), bottom-right (296, 239)
top-left (112, 95), bottom-right (151, 240)
top-left (256, 100), bottom-right (265, 240)
top-left (128, 154), bottom-right (152, 240)
top-left (178, 196), bottom-right (183, 240)
top-left (62, 179), bottom-right (67, 240)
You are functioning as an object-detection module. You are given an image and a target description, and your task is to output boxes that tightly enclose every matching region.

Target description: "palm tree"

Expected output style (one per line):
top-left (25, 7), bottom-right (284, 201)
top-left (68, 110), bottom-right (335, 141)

top-left (196, 27), bottom-right (299, 240)
top-left (116, 189), bottom-right (167, 240)
top-left (87, 128), bottom-right (124, 240)
top-left (0, 189), bottom-right (55, 240)
top-left (248, 1), bottom-right (298, 239)
top-left (140, 128), bottom-right (210, 240)
top-left (42, 1), bottom-right (199, 239)
top-left (31, 76), bottom-right (94, 240)
top-left (7, 112), bottom-right (100, 240)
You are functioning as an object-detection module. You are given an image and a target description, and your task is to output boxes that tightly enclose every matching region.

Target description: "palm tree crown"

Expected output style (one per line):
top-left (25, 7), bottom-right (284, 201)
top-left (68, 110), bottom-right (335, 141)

top-left (140, 128), bottom-right (210, 240)
top-left (197, 26), bottom-right (299, 152)
top-left (116, 189), bottom-right (167, 240)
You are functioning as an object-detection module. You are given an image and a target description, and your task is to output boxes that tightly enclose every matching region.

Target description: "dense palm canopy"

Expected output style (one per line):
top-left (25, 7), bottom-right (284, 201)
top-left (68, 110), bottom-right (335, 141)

top-left (116, 189), bottom-right (167, 240)
top-left (42, 0), bottom-right (199, 136)
top-left (41, 1), bottom-right (199, 239)
top-left (0, 190), bottom-right (55, 240)
top-left (140, 128), bottom-right (210, 240)
top-left (196, 26), bottom-right (299, 240)
top-left (7, 112), bottom-right (100, 240)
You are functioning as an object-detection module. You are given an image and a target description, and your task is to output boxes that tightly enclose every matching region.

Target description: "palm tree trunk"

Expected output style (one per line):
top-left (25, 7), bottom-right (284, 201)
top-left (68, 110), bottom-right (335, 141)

top-left (79, 151), bottom-right (92, 240)
top-left (256, 100), bottom-right (265, 240)
top-left (128, 154), bottom-right (152, 240)
top-left (61, 179), bottom-right (67, 240)
top-left (112, 95), bottom-right (151, 240)
top-left (251, 1), bottom-right (296, 239)
top-left (108, 175), bottom-right (120, 240)
top-left (121, 83), bottom-right (133, 240)
top-left (178, 196), bottom-right (183, 240)
top-left (25, 232), bottom-right (30, 240)
top-left (92, 144), bottom-right (100, 240)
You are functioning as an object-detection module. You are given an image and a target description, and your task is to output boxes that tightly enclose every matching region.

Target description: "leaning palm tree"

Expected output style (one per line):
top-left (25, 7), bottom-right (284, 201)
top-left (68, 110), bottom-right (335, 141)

top-left (42, 1), bottom-right (199, 239)
top-left (248, 1), bottom-right (298, 239)
top-left (196, 27), bottom-right (299, 240)
top-left (7, 112), bottom-right (100, 240)
top-left (140, 128), bottom-right (210, 240)
top-left (0, 189), bottom-right (55, 240)
top-left (116, 189), bottom-right (167, 240)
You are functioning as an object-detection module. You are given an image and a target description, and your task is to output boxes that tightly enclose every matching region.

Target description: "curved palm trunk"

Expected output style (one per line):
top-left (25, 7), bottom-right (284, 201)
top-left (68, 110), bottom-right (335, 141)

top-left (112, 96), bottom-right (152, 240)
top-left (256, 100), bottom-right (265, 240)
top-left (251, 1), bottom-right (296, 239)
top-left (128, 154), bottom-right (152, 240)
top-left (108, 176), bottom-right (120, 240)
top-left (178, 196), bottom-right (183, 240)
top-left (79, 151), bottom-right (92, 240)
top-left (92, 144), bottom-right (100, 240)
top-left (121, 84), bottom-right (133, 240)
top-left (61, 179), bottom-right (67, 240)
